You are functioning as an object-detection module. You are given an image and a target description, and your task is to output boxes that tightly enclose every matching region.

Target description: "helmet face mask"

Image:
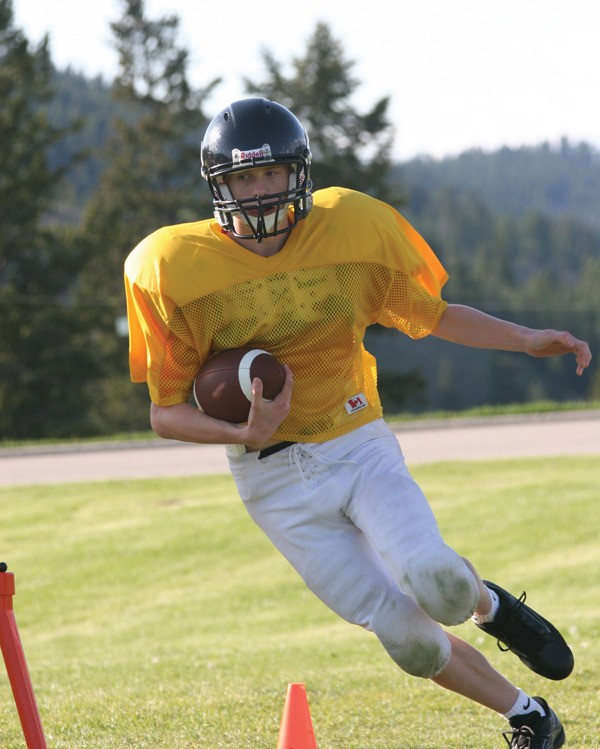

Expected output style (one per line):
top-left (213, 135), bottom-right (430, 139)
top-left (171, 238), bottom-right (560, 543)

top-left (201, 98), bottom-right (313, 242)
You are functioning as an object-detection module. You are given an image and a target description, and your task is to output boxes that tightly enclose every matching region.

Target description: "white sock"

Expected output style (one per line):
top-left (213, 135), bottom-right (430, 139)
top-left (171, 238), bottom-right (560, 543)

top-left (503, 689), bottom-right (545, 720)
top-left (472, 587), bottom-right (500, 624)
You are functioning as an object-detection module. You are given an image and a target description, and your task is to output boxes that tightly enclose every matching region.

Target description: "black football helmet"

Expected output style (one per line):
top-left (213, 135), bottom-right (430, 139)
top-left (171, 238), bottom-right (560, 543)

top-left (200, 98), bottom-right (313, 241)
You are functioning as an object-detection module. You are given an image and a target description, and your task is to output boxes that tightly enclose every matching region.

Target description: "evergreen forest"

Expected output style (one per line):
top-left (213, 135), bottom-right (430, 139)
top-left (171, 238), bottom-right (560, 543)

top-left (1, 0), bottom-right (598, 441)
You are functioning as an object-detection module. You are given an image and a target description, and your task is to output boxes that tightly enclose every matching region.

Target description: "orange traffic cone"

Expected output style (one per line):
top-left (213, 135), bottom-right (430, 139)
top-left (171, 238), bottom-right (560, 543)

top-left (276, 683), bottom-right (318, 749)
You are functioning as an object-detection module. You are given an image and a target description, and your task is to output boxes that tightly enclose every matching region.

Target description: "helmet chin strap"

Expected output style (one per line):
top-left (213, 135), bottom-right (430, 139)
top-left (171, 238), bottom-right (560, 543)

top-left (238, 205), bottom-right (290, 236)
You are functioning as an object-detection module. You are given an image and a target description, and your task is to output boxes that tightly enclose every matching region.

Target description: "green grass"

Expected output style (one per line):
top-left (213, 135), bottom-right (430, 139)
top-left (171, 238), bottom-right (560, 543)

top-left (386, 399), bottom-right (600, 425)
top-left (1, 457), bottom-right (598, 748)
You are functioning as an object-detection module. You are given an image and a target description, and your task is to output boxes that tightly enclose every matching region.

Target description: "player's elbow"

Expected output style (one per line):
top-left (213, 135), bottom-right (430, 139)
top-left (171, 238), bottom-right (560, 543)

top-left (150, 402), bottom-right (171, 439)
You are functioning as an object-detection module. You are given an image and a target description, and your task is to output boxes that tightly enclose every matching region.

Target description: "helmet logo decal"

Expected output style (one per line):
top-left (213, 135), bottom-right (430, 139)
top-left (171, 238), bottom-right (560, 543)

top-left (232, 143), bottom-right (272, 164)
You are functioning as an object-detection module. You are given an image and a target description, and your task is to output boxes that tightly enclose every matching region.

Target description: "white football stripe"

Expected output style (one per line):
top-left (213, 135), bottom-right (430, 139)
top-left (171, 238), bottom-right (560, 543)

top-left (238, 349), bottom-right (268, 401)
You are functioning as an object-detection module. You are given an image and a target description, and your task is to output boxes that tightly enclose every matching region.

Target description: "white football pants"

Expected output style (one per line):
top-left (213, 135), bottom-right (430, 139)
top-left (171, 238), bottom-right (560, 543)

top-left (226, 418), bottom-right (479, 678)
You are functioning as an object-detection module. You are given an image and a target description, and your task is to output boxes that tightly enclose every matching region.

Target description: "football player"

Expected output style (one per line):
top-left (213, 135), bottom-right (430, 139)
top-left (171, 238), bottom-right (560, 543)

top-left (125, 97), bottom-right (591, 748)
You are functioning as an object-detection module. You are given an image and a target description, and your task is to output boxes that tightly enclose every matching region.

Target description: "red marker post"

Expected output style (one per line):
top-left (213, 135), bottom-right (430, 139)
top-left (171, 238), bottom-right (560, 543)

top-left (0, 563), bottom-right (48, 749)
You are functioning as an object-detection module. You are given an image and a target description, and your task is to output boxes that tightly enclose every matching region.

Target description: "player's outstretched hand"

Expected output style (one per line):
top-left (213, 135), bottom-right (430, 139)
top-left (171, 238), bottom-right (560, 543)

top-left (525, 329), bottom-right (592, 376)
top-left (242, 364), bottom-right (293, 447)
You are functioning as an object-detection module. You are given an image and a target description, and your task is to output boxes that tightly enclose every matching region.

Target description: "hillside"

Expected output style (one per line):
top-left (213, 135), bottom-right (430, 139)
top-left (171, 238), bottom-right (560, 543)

top-left (48, 70), bottom-right (600, 233)
top-left (395, 141), bottom-right (600, 230)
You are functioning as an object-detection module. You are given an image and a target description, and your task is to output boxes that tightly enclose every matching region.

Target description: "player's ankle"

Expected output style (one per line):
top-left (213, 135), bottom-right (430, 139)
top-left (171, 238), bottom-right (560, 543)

top-left (472, 586), bottom-right (500, 624)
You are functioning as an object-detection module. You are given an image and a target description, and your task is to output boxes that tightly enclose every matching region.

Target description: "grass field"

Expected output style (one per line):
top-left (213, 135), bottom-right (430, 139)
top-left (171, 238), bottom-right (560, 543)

top-left (1, 456), bottom-right (598, 748)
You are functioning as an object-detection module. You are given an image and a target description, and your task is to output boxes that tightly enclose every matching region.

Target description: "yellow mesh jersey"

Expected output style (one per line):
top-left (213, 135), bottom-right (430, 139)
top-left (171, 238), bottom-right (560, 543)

top-left (124, 187), bottom-right (448, 442)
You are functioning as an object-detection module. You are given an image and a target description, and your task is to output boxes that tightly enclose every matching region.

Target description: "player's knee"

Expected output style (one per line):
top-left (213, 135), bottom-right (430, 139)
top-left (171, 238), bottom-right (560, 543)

top-left (404, 552), bottom-right (479, 626)
top-left (373, 609), bottom-right (451, 678)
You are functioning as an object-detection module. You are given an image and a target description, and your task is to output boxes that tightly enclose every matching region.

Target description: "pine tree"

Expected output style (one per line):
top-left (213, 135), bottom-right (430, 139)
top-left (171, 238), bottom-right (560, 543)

top-left (0, 0), bottom-right (92, 439)
top-left (0, 0), bottom-right (67, 270)
top-left (75, 0), bottom-right (220, 432)
top-left (245, 22), bottom-right (399, 203)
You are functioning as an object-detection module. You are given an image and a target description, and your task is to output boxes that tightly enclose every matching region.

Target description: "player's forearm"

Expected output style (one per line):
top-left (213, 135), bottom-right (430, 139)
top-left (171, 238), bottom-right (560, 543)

top-left (150, 401), bottom-right (245, 445)
top-left (432, 304), bottom-right (533, 352)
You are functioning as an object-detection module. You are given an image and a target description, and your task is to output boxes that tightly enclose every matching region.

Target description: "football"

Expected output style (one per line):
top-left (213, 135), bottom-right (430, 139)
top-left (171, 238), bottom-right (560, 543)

top-left (193, 347), bottom-right (286, 423)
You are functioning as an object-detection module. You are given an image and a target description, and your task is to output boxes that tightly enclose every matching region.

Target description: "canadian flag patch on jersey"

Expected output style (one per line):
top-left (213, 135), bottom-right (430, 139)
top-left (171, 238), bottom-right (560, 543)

top-left (345, 393), bottom-right (368, 414)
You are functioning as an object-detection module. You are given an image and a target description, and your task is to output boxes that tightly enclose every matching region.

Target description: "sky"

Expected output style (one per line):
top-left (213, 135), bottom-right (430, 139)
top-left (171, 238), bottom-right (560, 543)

top-left (13, 0), bottom-right (600, 161)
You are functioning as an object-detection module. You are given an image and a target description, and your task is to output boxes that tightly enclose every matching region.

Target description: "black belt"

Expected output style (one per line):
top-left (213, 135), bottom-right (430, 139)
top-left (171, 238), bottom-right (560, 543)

top-left (258, 441), bottom-right (296, 460)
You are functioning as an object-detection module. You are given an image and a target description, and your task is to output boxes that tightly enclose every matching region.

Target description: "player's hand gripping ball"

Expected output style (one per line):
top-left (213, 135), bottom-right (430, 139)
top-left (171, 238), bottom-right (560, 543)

top-left (193, 347), bottom-right (286, 423)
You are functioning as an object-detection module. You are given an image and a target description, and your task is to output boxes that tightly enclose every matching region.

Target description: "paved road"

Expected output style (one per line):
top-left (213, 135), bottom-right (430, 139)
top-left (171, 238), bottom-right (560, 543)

top-left (1, 411), bottom-right (598, 487)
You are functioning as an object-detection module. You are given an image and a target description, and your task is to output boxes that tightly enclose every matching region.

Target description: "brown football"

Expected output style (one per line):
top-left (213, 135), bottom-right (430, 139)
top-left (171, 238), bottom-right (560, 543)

top-left (193, 347), bottom-right (286, 423)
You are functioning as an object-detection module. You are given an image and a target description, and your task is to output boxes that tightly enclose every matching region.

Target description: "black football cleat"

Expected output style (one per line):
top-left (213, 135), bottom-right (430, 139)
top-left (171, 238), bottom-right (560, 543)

top-left (503, 697), bottom-right (565, 748)
top-left (475, 581), bottom-right (574, 680)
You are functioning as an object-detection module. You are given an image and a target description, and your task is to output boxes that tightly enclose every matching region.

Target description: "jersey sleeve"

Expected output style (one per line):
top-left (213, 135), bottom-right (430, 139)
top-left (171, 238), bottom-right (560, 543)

top-left (375, 206), bottom-right (449, 337)
top-left (395, 211), bottom-right (448, 292)
top-left (377, 272), bottom-right (448, 338)
top-left (124, 250), bottom-right (201, 406)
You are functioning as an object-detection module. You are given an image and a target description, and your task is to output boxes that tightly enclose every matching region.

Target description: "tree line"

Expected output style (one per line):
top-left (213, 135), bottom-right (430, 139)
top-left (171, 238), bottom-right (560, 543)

top-left (1, 0), bottom-right (598, 441)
